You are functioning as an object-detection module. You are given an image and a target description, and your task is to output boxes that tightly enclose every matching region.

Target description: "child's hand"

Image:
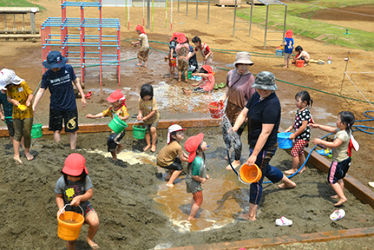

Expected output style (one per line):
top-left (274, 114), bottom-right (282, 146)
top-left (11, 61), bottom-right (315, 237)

top-left (310, 123), bottom-right (319, 129)
top-left (86, 114), bottom-right (94, 118)
top-left (0, 114), bottom-right (4, 121)
top-left (289, 133), bottom-right (296, 140)
top-left (70, 196), bottom-right (81, 206)
top-left (206, 174), bottom-right (210, 180)
top-left (137, 114), bottom-right (143, 121)
top-left (26, 100), bottom-right (31, 107)
top-left (201, 178), bottom-right (207, 184)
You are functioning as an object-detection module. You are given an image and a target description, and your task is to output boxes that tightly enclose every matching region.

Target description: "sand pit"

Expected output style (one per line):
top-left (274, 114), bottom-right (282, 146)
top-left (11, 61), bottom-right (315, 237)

top-left (1, 127), bottom-right (374, 249)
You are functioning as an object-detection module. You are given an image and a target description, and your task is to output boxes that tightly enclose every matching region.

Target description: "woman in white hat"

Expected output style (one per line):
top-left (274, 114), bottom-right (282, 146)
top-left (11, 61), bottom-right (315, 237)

top-left (220, 52), bottom-right (255, 169)
top-left (0, 68), bottom-right (34, 164)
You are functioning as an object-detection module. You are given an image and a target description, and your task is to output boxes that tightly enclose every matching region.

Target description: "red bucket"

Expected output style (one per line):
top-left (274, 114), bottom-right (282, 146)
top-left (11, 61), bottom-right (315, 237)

top-left (208, 101), bottom-right (224, 119)
top-left (296, 60), bottom-right (305, 67)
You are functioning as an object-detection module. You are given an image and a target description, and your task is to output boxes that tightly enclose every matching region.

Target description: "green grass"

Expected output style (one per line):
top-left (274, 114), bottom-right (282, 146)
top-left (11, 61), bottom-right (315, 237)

top-left (0, 0), bottom-right (39, 7)
top-left (237, 0), bottom-right (374, 51)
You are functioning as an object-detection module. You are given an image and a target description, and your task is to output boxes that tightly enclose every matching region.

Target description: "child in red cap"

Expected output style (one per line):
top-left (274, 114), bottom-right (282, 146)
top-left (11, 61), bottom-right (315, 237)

top-left (192, 65), bottom-right (215, 93)
top-left (132, 25), bottom-right (149, 67)
top-left (55, 153), bottom-right (99, 250)
top-left (168, 33), bottom-right (179, 79)
top-left (175, 34), bottom-right (190, 82)
top-left (184, 133), bottom-right (209, 220)
top-left (283, 30), bottom-right (294, 68)
top-left (86, 89), bottom-right (129, 160)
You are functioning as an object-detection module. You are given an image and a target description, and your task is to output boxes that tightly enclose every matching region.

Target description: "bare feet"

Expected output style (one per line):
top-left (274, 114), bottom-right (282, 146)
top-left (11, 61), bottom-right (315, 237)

top-left (87, 237), bottom-right (99, 249)
top-left (136, 63), bottom-right (142, 66)
top-left (143, 145), bottom-right (151, 152)
top-left (191, 83), bottom-right (199, 87)
top-left (187, 216), bottom-right (195, 221)
top-left (278, 181), bottom-right (296, 189)
top-left (25, 152), bottom-right (34, 161)
top-left (166, 183), bottom-right (174, 188)
top-left (13, 156), bottom-right (23, 164)
top-left (334, 198), bottom-right (347, 207)
top-left (284, 169), bottom-right (297, 175)
top-left (150, 145), bottom-right (156, 153)
top-left (226, 160), bottom-right (241, 170)
top-left (330, 195), bottom-right (339, 199)
top-left (237, 213), bottom-right (256, 221)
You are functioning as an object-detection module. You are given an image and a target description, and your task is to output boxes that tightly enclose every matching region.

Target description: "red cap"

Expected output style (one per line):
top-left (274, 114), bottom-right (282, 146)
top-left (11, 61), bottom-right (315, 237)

top-left (62, 153), bottom-right (88, 176)
top-left (202, 64), bottom-right (213, 74)
top-left (136, 25), bottom-right (145, 34)
top-left (184, 133), bottom-right (204, 163)
top-left (285, 30), bottom-right (293, 38)
top-left (177, 34), bottom-right (187, 44)
top-left (107, 89), bottom-right (124, 103)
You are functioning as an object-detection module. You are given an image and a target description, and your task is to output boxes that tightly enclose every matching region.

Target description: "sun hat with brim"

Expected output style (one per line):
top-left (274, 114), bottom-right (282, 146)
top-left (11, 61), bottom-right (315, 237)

top-left (62, 153), bottom-right (88, 176)
top-left (252, 71), bottom-right (277, 91)
top-left (234, 52), bottom-right (254, 66)
top-left (177, 35), bottom-right (187, 44)
top-left (135, 24), bottom-right (145, 34)
top-left (107, 89), bottom-right (124, 103)
top-left (0, 68), bottom-right (24, 87)
top-left (202, 65), bottom-right (213, 74)
top-left (285, 30), bottom-right (293, 38)
top-left (42, 51), bottom-right (67, 69)
top-left (184, 133), bottom-right (204, 163)
top-left (167, 124), bottom-right (185, 144)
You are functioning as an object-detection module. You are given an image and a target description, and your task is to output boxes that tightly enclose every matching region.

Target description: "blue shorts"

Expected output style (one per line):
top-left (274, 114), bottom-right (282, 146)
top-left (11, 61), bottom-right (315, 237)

top-left (249, 147), bottom-right (284, 205)
top-left (327, 157), bottom-right (351, 184)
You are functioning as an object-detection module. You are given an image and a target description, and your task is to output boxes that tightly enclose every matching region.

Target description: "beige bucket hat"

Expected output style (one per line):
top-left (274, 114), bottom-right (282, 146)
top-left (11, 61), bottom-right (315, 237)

top-left (234, 52), bottom-right (254, 66)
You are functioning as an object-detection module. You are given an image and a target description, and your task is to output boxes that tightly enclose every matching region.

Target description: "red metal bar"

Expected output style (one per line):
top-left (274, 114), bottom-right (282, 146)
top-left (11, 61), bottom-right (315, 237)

top-left (61, 0), bottom-right (66, 23)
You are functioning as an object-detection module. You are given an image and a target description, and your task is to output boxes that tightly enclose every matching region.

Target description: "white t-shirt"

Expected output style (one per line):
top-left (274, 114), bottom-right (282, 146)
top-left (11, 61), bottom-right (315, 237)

top-left (139, 33), bottom-right (149, 48)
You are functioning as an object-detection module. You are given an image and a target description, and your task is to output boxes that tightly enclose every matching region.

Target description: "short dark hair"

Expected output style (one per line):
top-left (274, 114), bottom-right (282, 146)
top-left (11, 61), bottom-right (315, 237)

top-left (62, 171), bottom-right (87, 186)
top-left (192, 36), bottom-right (201, 44)
top-left (295, 45), bottom-right (303, 52)
top-left (140, 83), bottom-right (154, 100)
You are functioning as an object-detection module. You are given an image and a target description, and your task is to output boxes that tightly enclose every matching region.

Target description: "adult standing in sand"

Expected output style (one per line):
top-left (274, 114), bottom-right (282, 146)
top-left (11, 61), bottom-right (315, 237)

top-left (33, 51), bottom-right (86, 150)
top-left (220, 52), bottom-right (255, 169)
top-left (232, 71), bottom-right (296, 221)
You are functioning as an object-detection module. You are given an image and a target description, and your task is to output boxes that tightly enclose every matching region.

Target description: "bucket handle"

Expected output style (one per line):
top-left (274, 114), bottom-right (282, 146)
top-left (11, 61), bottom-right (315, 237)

top-left (58, 204), bottom-right (84, 217)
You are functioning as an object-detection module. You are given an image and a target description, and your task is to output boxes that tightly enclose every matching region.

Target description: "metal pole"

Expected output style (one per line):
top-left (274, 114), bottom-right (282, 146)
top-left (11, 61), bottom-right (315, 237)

top-left (249, 0), bottom-right (254, 38)
top-left (195, 0), bottom-right (198, 19)
top-left (232, 0), bottom-right (238, 36)
top-left (178, 0), bottom-right (180, 13)
top-left (207, 0), bottom-right (210, 24)
top-left (186, 0), bottom-right (188, 15)
top-left (340, 54), bottom-right (350, 95)
top-left (147, 0), bottom-right (150, 28)
top-left (264, 4), bottom-right (269, 48)
top-left (30, 12), bottom-right (36, 34)
top-left (283, 5), bottom-right (287, 43)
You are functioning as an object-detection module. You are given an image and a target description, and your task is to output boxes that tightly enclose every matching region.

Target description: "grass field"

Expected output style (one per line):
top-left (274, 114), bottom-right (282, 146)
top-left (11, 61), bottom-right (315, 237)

top-left (0, 0), bottom-right (39, 7)
top-left (237, 0), bottom-right (374, 50)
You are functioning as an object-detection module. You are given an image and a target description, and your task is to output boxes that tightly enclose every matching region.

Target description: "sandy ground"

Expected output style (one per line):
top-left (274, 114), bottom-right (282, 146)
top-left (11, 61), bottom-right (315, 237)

top-left (1, 0), bottom-right (374, 249)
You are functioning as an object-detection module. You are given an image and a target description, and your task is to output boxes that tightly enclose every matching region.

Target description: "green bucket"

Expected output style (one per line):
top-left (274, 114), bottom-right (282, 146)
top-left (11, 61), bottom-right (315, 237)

top-left (187, 71), bottom-right (192, 79)
top-left (31, 123), bottom-right (43, 139)
top-left (108, 115), bottom-right (128, 134)
top-left (133, 125), bottom-right (147, 140)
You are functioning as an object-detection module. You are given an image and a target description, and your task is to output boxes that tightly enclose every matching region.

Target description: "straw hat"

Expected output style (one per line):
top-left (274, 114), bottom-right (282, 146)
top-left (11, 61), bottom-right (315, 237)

top-left (252, 71), bottom-right (277, 91)
top-left (184, 133), bottom-right (204, 163)
top-left (234, 52), bottom-right (254, 66)
top-left (62, 153), bottom-right (88, 176)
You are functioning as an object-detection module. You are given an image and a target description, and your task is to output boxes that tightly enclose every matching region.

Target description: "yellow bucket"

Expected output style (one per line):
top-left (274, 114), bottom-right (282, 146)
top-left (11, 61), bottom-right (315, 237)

top-left (57, 205), bottom-right (84, 241)
top-left (238, 164), bottom-right (262, 184)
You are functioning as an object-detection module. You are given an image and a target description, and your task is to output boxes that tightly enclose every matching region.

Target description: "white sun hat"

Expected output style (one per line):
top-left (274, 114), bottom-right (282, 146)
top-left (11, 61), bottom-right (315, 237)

top-left (167, 124), bottom-right (185, 144)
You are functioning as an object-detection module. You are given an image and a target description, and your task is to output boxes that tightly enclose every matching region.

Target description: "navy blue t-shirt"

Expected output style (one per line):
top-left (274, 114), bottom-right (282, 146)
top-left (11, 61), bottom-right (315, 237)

top-left (169, 40), bottom-right (177, 58)
top-left (41, 65), bottom-right (77, 111)
top-left (284, 37), bottom-right (294, 54)
top-left (246, 92), bottom-right (281, 150)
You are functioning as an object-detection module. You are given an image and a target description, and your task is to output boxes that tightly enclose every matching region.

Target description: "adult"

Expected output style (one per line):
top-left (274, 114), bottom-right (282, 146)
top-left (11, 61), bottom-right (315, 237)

top-left (220, 52), bottom-right (255, 169)
top-left (33, 51), bottom-right (86, 150)
top-left (232, 71), bottom-right (296, 221)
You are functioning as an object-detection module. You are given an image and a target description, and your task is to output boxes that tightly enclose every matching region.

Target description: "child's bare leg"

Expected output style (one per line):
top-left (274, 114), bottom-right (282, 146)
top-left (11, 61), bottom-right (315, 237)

top-left (13, 139), bottom-right (22, 164)
top-left (150, 127), bottom-right (157, 152)
top-left (188, 191), bottom-right (203, 220)
top-left (299, 153), bottom-right (306, 173)
top-left (54, 130), bottom-right (61, 143)
top-left (66, 241), bottom-right (76, 250)
top-left (167, 170), bottom-right (182, 186)
top-left (144, 132), bottom-right (151, 151)
top-left (24, 147), bottom-right (34, 161)
top-left (85, 210), bottom-right (100, 249)
top-left (239, 203), bottom-right (257, 221)
top-left (285, 156), bottom-right (299, 175)
top-left (110, 151), bottom-right (117, 160)
top-left (278, 175), bottom-right (296, 189)
top-left (178, 71), bottom-right (182, 82)
top-left (70, 132), bottom-right (78, 150)
top-left (331, 180), bottom-right (347, 206)
top-left (184, 70), bottom-right (188, 81)
top-left (116, 144), bottom-right (123, 154)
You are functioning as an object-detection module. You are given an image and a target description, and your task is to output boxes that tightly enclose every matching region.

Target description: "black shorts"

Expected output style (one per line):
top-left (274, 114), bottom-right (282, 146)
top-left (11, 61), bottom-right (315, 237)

top-left (107, 130), bottom-right (125, 152)
top-left (327, 157), bottom-right (351, 184)
top-left (5, 118), bottom-right (14, 137)
top-left (49, 108), bottom-right (79, 133)
top-left (160, 158), bottom-right (183, 171)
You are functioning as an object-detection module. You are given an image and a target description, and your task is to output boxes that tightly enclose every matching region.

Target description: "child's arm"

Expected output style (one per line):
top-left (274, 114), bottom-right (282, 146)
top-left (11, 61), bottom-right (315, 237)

top-left (192, 175), bottom-right (207, 183)
top-left (313, 137), bottom-right (343, 149)
top-left (118, 113), bottom-right (129, 120)
top-left (73, 78), bottom-right (86, 107)
top-left (170, 48), bottom-right (175, 59)
top-left (310, 123), bottom-right (338, 133)
top-left (179, 150), bottom-right (189, 162)
top-left (142, 110), bottom-right (155, 122)
top-left (0, 106), bottom-right (4, 121)
top-left (86, 112), bottom-right (104, 119)
top-left (70, 188), bottom-right (93, 207)
top-left (284, 125), bottom-right (293, 133)
top-left (289, 121), bottom-right (307, 139)
top-left (205, 51), bottom-right (212, 60)
top-left (7, 96), bottom-right (20, 107)
top-left (191, 73), bottom-right (209, 78)
top-left (26, 93), bottom-right (33, 107)
top-left (56, 194), bottom-right (65, 213)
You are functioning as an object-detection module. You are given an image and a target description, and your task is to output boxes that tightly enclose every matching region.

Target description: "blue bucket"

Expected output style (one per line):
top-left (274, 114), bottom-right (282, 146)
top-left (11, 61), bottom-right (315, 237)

top-left (277, 132), bottom-right (293, 149)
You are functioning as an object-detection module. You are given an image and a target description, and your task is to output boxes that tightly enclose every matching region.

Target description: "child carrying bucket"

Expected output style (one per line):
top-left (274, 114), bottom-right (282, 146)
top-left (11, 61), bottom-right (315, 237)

top-left (86, 89), bottom-right (129, 160)
top-left (192, 65), bottom-right (215, 93)
top-left (132, 25), bottom-right (149, 67)
top-left (157, 124), bottom-right (189, 187)
top-left (292, 45), bottom-right (310, 65)
top-left (284, 91), bottom-right (314, 175)
top-left (311, 111), bottom-right (357, 207)
top-left (137, 83), bottom-right (159, 152)
top-left (184, 133), bottom-right (209, 220)
top-left (55, 153), bottom-right (99, 250)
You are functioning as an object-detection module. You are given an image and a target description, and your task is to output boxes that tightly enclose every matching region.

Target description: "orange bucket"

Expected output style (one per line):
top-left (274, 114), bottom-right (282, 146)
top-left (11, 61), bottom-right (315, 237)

top-left (57, 205), bottom-right (84, 241)
top-left (296, 60), bottom-right (305, 67)
top-left (208, 101), bottom-right (224, 119)
top-left (238, 164), bottom-right (262, 184)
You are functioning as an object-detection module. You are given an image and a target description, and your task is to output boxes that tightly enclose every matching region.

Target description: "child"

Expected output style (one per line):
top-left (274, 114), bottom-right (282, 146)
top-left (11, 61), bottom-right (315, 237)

top-left (132, 25), bottom-right (149, 67)
top-left (175, 35), bottom-right (190, 82)
top-left (184, 133), bottom-right (209, 220)
top-left (55, 153), bottom-right (99, 250)
top-left (0, 91), bottom-right (14, 145)
top-left (284, 91), bottom-right (313, 175)
top-left (312, 111), bottom-right (356, 207)
top-left (137, 83), bottom-right (159, 152)
top-left (192, 65), bottom-right (215, 93)
top-left (0, 68), bottom-right (33, 164)
top-left (293, 45), bottom-right (310, 64)
top-left (157, 124), bottom-right (189, 187)
top-left (186, 37), bottom-right (198, 73)
top-left (86, 89), bottom-right (129, 160)
top-left (168, 33), bottom-right (178, 78)
top-left (192, 36), bottom-right (213, 66)
top-left (283, 30), bottom-right (294, 68)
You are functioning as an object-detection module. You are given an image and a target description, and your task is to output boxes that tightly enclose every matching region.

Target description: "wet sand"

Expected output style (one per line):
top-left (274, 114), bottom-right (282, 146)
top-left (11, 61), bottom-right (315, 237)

top-left (1, 127), bottom-right (373, 249)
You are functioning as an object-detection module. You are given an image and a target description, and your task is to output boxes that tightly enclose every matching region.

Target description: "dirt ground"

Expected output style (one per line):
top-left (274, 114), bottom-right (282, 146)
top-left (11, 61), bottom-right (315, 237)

top-left (1, 0), bottom-right (374, 249)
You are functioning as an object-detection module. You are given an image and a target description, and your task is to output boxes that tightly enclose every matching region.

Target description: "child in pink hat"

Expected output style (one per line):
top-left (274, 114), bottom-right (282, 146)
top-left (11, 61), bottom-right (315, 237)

top-left (86, 89), bottom-right (129, 160)
top-left (184, 133), bottom-right (209, 220)
top-left (192, 65), bottom-right (215, 93)
top-left (132, 25), bottom-right (149, 67)
top-left (175, 34), bottom-right (190, 82)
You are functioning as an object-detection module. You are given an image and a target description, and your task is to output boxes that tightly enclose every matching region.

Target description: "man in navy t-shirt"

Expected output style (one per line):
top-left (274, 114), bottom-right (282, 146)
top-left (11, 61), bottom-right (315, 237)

top-left (33, 51), bottom-right (86, 149)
